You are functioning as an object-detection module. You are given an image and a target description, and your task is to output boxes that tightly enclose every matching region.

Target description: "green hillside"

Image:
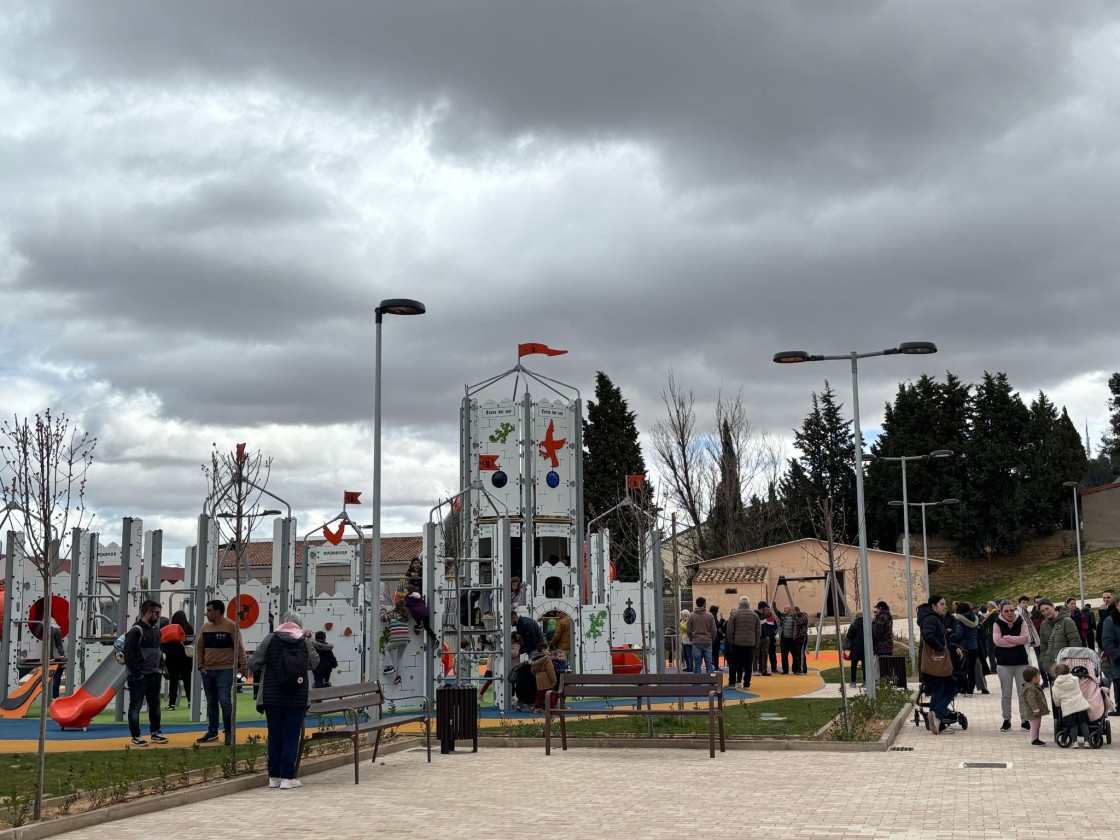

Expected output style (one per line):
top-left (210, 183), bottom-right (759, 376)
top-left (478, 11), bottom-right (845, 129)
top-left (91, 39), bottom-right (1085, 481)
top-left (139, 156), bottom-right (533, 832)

top-left (936, 546), bottom-right (1120, 608)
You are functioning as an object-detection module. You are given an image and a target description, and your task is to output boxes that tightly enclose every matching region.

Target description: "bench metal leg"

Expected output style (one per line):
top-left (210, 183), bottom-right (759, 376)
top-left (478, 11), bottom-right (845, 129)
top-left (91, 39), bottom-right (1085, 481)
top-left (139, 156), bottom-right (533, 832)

top-left (371, 727), bottom-right (384, 765)
top-left (294, 728), bottom-right (306, 777)
top-left (425, 715), bottom-right (432, 763)
top-left (353, 732), bottom-right (360, 785)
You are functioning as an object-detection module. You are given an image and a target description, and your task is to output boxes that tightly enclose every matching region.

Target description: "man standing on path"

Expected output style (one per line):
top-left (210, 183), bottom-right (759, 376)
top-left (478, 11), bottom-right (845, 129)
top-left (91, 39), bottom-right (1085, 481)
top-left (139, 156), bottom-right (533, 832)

top-left (793, 605), bottom-right (810, 674)
top-left (123, 599), bottom-right (169, 747)
top-left (1017, 595), bottom-right (1046, 686)
top-left (779, 605), bottom-right (797, 674)
top-left (725, 596), bottom-right (761, 690)
top-left (196, 599), bottom-right (248, 745)
top-left (686, 597), bottom-right (718, 676)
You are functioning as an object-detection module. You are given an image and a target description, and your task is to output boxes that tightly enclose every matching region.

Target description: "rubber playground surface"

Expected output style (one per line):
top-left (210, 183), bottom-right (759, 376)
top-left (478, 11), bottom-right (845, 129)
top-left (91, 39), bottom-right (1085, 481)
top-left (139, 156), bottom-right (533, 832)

top-left (0, 653), bottom-right (838, 752)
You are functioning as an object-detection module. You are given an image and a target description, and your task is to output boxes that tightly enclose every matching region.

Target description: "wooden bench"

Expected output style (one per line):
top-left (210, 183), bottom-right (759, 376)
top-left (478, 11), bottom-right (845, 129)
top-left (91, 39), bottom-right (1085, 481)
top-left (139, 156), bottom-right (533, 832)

top-left (544, 673), bottom-right (725, 758)
top-left (296, 681), bottom-right (431, 784)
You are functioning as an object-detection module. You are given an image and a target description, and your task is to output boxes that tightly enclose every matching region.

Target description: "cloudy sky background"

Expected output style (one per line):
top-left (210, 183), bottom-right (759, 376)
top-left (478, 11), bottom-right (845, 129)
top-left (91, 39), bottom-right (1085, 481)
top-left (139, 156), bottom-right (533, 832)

top-left (2, 1), bottom-right (1118, 560)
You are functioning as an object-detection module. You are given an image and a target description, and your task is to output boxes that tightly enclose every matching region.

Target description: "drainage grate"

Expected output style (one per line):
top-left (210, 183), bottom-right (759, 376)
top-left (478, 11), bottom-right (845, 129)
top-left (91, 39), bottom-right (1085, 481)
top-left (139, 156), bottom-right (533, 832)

top-left (960, 761), bottom-right (1011, 769)
top-left (888, 747), bottom-right (914, 752)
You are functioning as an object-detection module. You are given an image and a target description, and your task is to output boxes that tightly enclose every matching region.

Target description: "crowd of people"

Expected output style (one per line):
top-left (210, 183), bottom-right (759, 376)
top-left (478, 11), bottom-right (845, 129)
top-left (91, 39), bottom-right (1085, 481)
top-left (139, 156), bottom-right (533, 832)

top-left (917, 589), bottom-right (1120, 745)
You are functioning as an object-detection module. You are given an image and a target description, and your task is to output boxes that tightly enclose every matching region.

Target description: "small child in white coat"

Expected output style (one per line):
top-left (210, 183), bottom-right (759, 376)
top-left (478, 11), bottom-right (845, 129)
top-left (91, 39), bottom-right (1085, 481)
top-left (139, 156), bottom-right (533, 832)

top-left (1051, 662), bottom-right (1091, 748)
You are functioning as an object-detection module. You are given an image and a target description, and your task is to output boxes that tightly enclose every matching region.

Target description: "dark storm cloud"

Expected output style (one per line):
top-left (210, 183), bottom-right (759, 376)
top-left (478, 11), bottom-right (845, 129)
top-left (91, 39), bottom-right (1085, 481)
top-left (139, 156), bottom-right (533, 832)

top-left (14, 1), bottom-right (1105, 189)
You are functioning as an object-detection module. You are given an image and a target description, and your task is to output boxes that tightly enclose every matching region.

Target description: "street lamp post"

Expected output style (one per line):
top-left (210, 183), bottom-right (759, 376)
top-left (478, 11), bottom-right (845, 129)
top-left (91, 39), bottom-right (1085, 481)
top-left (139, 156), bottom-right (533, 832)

top-left (1063, 481), bottom-right (1084, 604)
top-left (774, 342), bottom-right (937, 699)
top-left (891, 499), bottom-right (960, 596)
top-left (372, 298), bottom-right (426, 681)
top-left (866, 450), bottom-right (954, 669)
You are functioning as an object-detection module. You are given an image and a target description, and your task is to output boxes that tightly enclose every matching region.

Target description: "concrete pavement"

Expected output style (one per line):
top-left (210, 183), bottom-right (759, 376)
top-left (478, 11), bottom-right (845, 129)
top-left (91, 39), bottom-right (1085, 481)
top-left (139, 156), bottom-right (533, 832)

top-left (52, 687), bottom-right (1116, 840)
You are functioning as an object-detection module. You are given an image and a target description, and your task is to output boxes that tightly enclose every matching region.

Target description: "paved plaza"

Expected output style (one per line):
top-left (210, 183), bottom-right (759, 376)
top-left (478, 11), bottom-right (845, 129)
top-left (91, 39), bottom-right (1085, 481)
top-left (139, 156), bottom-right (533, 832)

top-left (52, 688), bottom-right (1116, 840)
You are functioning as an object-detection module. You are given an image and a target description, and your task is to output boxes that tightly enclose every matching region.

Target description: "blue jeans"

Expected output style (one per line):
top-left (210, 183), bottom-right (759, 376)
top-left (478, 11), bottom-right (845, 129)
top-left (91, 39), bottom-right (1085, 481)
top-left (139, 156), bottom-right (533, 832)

top-left (201, 668), bottom-right (234, 739)
top-left (926, 675), bottom-right (957, 726)
top-left (692, 644), bottom-right (715, 674)
top-left (265, 704), bottom-right (307, 779)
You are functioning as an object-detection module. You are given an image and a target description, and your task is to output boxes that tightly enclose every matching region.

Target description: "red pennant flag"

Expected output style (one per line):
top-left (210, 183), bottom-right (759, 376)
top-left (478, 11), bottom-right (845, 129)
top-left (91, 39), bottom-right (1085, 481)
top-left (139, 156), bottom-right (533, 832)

top-left (518, 342), bottom-right (567, 358)
top-left (344, 491), bottom-right (362, 505)
top-left (452, 496), bottom-right (462, 513)
top-left (479, 454), bottom-right (500, 471)
top-left (235, 442), bottom-right (247, 462)
top-left (626, 474), bottom-right (645, 490)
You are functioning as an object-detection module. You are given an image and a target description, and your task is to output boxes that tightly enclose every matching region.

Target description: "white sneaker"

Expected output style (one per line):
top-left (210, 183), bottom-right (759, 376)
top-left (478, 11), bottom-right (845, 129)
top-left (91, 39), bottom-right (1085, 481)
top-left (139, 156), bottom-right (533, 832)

top-left (268, 778), bottom-right (281, 788)
top-left (279, 779), bottom-right (302, 790)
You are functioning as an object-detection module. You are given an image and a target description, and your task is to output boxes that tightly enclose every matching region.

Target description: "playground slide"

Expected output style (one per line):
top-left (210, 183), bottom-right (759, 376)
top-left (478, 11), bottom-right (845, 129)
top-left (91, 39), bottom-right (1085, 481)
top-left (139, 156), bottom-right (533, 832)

top-left (0, 663), bottom-right (61, 719)
top-left (48, 655), bottom-right (127, 730)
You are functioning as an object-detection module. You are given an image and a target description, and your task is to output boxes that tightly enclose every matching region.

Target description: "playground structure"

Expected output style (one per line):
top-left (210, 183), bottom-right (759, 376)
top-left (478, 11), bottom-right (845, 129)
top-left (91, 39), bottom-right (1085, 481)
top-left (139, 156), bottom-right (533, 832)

top-left (1, 517), bottom-right (195, 727)
top-left (0, 356), bottom-right (665, 730)
top-left (416, 359), bottom-right (664, 712)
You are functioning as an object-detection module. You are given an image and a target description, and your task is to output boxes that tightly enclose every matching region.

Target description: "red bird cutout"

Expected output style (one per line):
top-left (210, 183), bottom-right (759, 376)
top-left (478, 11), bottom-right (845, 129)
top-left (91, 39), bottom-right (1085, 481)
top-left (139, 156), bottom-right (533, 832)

top-left (538, 420), bottom-right (566, 468)
top-left (323, 521), bottom-right (345, 545)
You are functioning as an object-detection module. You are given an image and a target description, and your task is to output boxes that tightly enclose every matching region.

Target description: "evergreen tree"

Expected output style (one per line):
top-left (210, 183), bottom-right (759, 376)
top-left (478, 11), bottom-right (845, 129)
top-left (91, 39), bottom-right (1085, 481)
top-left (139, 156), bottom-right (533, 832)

top-left (583, 371), bottom-right (650, 579)
top-left (955, 372), bottom-right (1030, 555)
top-left (708, 418), bottom-right (747, 557)
top-left (1103, 372), bottom-right (1120, 477)
top-left (865, 374), bottom-right (963, 551)
top-left (780, 383), bottom-right (857, 540)
top-left (1020, 397), bottom-right (1087, 536)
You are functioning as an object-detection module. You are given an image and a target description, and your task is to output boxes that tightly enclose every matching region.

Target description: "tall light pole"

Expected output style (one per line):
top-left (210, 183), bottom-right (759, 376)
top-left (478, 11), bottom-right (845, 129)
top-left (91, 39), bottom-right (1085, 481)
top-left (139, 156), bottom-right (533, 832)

top-left (892, 498), bottom-right (959, 596)
top-left (1063, 481), bottom-right (1084, 604)
top-left (774, 341), bottom-right (937, 699)
top-left (867, 449), bottom-right (954, 670)
top-left (372, 298), bottom-right (426, 681)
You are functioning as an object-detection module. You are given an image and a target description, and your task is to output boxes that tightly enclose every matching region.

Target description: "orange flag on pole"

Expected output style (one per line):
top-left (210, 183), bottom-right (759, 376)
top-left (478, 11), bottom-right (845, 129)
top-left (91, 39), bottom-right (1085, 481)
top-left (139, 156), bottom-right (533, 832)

top-left (518, 342), bottom-right (567, 358)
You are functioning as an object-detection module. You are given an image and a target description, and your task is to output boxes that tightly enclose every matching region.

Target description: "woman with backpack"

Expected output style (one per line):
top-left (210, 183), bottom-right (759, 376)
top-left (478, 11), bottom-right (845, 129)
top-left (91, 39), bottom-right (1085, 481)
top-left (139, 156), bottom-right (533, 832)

top-left (248, 611), bottom-right (319, 790)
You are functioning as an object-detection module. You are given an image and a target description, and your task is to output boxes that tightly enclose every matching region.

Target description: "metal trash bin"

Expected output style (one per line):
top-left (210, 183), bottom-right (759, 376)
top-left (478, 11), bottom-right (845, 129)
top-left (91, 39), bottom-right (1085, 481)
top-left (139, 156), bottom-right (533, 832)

top-left (877, 655), bottom-right (908, 689)
top-left (436, 684), bottom-right (478, 754)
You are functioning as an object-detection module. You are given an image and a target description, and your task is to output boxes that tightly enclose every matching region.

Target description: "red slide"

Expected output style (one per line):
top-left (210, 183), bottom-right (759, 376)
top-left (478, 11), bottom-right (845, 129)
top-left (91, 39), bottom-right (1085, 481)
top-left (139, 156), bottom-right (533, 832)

top-left (50, 624), bottom-right (183, 730)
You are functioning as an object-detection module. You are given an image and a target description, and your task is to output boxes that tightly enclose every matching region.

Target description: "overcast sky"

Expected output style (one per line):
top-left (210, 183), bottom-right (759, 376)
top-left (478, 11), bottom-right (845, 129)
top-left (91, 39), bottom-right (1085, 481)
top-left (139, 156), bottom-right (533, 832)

top-left (2, 1), bottom-right (1117, 560)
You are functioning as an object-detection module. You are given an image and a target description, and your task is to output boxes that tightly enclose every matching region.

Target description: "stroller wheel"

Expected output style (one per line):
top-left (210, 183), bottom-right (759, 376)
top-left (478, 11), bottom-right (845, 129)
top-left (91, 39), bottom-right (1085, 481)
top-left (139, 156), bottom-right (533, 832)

top-left (958, 714), bottom-right (968, 731)
top-left (1056, 729), bottom-right (1073, 748)
top-left (913, 711), bottom-right (921, 728)
top-left (1089, 732), bottom-right (1104, 750)
top-left (1106, 722), bottom-right (1112, 745)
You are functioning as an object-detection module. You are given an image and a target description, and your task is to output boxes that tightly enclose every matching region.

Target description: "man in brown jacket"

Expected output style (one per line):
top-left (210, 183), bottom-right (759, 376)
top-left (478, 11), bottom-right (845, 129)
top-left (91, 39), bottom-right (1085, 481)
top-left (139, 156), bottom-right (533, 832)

top-left (725, 596), bottom-right (761, 690)
top-left (686, 597), bottom-right (717, 676)
top-left (195, 600), bottom-right (248, 745)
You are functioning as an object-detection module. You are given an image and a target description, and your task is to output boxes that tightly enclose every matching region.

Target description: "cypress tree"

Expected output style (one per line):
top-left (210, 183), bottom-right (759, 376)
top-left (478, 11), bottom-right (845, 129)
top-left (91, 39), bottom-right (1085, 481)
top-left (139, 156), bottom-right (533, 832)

top-left (583, 371), bottom-right (649, 579)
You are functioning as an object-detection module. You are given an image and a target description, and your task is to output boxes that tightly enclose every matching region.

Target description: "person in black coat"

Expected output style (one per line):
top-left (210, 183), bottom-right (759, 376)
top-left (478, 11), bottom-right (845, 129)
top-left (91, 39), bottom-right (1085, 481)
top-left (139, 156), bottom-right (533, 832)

top-left (918, 595), bottom-right (961, 735)
top-left (846, 614), bottom-right (865, 685)
top-left (163, 610), bottom-right (194, 710)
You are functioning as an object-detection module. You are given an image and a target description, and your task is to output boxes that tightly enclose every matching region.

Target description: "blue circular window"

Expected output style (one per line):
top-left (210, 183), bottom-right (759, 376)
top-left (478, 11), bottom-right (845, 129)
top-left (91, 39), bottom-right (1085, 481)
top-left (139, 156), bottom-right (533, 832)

top-left (546, 471), bottom-right (560, 488)
top-left (491, 471), bottom-right (508, 488)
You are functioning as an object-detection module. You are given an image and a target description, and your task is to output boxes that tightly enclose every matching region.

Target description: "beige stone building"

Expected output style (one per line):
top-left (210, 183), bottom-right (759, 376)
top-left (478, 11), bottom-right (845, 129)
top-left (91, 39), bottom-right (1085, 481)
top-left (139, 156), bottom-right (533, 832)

top-left (690, 538), bottom-right (928, 623)
top-left (1081, 481), bottom-right (1120, 550)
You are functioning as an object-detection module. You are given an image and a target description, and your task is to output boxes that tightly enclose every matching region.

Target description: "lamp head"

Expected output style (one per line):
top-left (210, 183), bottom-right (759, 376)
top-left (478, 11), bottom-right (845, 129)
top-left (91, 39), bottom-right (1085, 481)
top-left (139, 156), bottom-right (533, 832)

top-left (773, 350), bottom-right (813, 364)
top-left (888, 500), bottom-right (903, 507)
top-left (930, 449), bottom-right (954, 459)
top-left (377, 298), bottom-right (426, 317)
top-left (897, 341), bottom-right (937, 355)
top-left (1063, 481), bottom-right (1079, 488)
top-left (941, 498), bottom-right (960, 506)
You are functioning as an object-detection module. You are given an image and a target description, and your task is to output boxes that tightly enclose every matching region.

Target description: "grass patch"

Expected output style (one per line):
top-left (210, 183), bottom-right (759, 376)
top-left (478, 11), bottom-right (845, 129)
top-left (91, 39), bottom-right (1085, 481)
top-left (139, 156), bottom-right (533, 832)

top-left (946, 546), bottom-right (1120, 608)
top-left (1, 737), bottom-right (270, 824)
top-left (494, 698), bottom-right (838, 740)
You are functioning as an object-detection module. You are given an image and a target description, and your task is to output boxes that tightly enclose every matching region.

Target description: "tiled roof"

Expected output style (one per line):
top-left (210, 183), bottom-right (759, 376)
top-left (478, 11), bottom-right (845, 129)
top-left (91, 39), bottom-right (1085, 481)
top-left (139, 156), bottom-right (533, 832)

top-left (220, 534), bottom-right (423, 568)
top-left (692, 565), bottom-right (768, 584)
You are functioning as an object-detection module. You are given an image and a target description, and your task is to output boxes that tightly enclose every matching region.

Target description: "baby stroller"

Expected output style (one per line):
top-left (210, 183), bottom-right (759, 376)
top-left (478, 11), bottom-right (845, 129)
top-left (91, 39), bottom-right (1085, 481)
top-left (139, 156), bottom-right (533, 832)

top-left (912, 645), bottom-right (969, 731)
top-left (1052, 647), bottom-right (1113, 749)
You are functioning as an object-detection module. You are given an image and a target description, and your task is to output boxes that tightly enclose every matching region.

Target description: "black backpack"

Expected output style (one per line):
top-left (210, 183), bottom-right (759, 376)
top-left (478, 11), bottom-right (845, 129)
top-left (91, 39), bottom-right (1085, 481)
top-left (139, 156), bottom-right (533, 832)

top-left (272, 636), bottom-right (310, 691)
